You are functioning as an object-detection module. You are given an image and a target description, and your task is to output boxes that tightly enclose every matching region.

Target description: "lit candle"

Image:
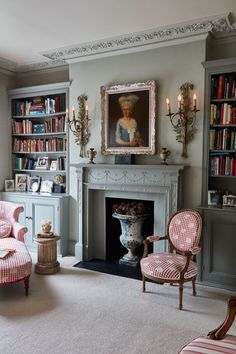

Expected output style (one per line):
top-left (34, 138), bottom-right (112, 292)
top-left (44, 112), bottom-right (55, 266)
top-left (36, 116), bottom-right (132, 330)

top-left (72, 106), bottom-right (75, 121)
top-left (66, 108), bottom-right (69, 122)
top-left (85, 105), bottom-right (89, 117)
top-left (178, 94), bottom-right (182, 109)
top-left (166, 98), bottom-right (171, 114)
top-left (193, 93), bottom-right (197, 108)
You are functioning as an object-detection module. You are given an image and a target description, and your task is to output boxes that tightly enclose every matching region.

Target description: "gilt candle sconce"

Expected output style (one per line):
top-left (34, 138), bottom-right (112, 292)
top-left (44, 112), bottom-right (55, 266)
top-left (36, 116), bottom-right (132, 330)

top-left (166, 82), bottom-right (199, 158)
top-left (66, 94), bottom-right (90, 158)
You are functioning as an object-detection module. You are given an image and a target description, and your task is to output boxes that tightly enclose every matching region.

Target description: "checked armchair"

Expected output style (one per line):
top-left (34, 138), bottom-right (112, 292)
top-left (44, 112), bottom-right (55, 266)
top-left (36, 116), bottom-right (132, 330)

top-left (140, 209), bottom-right (202, 310)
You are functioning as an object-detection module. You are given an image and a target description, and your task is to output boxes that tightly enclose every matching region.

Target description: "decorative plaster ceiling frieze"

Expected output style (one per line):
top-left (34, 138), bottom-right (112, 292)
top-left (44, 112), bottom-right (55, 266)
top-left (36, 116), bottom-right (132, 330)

top-left (42, 14), bottom-right (233, 62)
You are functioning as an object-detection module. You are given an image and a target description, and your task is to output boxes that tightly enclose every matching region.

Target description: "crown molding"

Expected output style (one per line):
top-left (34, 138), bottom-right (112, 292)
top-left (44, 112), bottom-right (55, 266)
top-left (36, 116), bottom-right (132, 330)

top-left (0, 13), bottom-right (234, 74)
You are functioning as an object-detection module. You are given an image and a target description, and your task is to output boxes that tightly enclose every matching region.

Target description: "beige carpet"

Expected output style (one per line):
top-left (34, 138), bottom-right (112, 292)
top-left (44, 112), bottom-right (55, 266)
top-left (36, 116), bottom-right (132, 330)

top-left (0, 256), bottom-right (235, 354)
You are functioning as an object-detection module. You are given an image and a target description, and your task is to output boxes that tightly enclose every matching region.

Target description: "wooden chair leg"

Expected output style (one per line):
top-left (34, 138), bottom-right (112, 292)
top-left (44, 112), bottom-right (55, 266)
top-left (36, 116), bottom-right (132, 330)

top-left (192, 279), bottom-right (196, 296)
top-left (142, 275), bottom-right (146, 292)
top-left (24, 276), bottom-right (30, 296)
top-left (179, 283), bottom-right (183, 310)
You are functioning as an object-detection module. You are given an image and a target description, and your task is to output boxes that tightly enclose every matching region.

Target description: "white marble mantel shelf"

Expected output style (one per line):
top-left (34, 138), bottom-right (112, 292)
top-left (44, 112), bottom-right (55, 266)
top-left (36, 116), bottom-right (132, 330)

top-left (72, 163), bottom-right (185, 260)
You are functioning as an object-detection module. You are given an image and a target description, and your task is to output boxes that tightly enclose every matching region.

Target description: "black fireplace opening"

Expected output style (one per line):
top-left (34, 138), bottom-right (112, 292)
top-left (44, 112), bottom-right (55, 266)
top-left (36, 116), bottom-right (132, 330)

top-left (106, 197), bottom-right (154, 261)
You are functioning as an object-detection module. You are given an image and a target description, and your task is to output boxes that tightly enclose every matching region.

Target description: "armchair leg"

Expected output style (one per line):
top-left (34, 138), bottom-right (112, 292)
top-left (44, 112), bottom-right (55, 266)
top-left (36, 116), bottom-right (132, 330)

top-left (24, 276), bottom-right (30, 296)
top-left (179, 283), bottom-right (183, 310)
top-left (142, 275), bottom-right (146, 292)
top-left (192, 279), bottom-right (196, 296)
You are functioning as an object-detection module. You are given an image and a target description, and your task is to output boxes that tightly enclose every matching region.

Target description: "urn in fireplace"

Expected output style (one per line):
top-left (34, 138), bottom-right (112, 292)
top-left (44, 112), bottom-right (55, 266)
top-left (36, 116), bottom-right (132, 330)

top-left (112, 202), bottom-right (150, 267)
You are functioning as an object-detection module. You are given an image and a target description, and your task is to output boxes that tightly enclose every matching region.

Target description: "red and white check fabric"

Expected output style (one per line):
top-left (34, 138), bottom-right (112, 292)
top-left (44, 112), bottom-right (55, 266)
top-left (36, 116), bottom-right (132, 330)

top-left (179, 335), bottom-right (236, 353)
top-left (0, 238), bottom-right (32, 284)
top-left (169, 211), bottom-right (201, 252)
top-left (0, 219), bottom-right (12, 238)
top-left (141, 253), bottom-right (197, 280)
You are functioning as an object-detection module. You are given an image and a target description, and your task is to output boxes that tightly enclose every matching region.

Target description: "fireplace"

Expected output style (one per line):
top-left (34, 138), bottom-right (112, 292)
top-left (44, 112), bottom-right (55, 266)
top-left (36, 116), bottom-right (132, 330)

top-left (72, 164), bottom-right (184, 261)
top-left (106, 197), bottom-right (154, 262)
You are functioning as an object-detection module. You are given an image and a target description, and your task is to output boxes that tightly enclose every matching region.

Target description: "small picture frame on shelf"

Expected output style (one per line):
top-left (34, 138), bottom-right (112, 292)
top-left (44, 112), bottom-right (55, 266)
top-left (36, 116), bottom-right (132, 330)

top-left (36, 157), bottom-right (49, 170)
top-left (40, 180), bottom-right (53, 194)
top-left (223, 194), bottom-right (236, 207)
top-left (208, 190), bottom-right (218, 206)
top-left (27, 176), bottom-right (41, 192)
top-left (15, 173), bottom-right (27, 189)
top-left (50, 160), bottom-right (57, 171)
top-left (16, 182), bottom-right (27, 192)
top-left (4, 179), bottom-right (15, 192)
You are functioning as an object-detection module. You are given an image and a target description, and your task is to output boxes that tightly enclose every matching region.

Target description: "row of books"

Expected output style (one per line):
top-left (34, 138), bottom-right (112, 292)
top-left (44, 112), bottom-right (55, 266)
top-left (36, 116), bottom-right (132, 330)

top-left (209, 155), bottom-right (236, 176)
top-left (14, 156), bottom-right (66, 171)
top-left (209, 129), bottom-right (236, 151)
top-left (12, 138), bottom-right (67, 153)
top-left (211, 74), bottom-right (236, 99)
top-left (12, 116), bottom-right (66, 134)
top-left (14, 96), bottom-right (62, 116)
top-left (210, 103), bottom-right (236, 125)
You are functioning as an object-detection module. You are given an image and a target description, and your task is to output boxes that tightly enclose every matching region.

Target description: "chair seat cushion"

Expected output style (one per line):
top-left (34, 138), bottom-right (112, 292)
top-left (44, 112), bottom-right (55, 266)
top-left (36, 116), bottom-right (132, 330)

top-left (140, 253), bottom-right (197, 281)
top-left (0, 238), bottom-right (32, 284)
top-left (179, 335), bottom-right (236, 353)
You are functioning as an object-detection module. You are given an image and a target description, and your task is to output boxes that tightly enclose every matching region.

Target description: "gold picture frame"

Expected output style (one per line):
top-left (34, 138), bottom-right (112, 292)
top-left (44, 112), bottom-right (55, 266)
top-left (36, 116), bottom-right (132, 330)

top-left (101, 80), bottom-right (156, 155)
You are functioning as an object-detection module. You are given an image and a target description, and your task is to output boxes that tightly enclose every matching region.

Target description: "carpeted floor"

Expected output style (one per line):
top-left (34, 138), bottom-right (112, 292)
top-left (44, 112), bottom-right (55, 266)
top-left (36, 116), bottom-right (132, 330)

top-left (0, 255), bottom-right (236, 354)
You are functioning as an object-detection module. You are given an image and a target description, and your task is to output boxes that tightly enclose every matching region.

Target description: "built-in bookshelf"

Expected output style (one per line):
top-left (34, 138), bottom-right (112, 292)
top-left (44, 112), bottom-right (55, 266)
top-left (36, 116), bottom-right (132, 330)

top-left (8, 82), bottom-right (70, 194)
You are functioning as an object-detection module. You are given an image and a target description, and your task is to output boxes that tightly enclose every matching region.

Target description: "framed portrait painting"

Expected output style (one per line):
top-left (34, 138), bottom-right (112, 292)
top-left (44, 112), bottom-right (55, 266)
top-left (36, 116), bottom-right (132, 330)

top-left (101, 80), bottom-right (156, 155)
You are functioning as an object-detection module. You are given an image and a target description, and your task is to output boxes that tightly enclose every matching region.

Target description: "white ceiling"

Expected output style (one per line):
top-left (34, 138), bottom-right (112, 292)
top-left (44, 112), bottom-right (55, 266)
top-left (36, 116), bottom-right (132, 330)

top-left (0, 0), bottom-right (236, 69)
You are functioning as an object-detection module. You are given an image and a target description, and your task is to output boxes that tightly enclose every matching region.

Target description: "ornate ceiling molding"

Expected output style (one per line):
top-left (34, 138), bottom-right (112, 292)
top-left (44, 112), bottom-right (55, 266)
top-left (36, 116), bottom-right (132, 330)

top-left (0, 13), bottom-right (235, 74)
top-left (43, 14), bottom-right (233, 62)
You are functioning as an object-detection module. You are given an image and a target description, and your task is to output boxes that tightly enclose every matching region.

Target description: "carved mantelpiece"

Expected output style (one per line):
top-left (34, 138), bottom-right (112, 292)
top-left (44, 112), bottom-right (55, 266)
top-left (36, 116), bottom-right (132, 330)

top-left (72, 164), bottom-right (185, 261)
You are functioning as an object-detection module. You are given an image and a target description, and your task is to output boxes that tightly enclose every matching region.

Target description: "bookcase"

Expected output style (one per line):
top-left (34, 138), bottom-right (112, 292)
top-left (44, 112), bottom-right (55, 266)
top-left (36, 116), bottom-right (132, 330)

top-left (2, 82), bottom-right (70, 255)
top-left (200, 58), bottom-right (236, 291)
top-left (9, 82), bottom-right (70, 193)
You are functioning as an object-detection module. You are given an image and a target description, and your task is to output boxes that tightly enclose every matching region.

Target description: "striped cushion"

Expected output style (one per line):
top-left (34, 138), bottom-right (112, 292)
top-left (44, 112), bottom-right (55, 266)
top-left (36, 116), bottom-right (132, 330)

top-left (0, 219), bottom-right (12, 238)
top-left (0, 238), bottom-right (32, 284)
top-left (180, 335), bottom-right (236, 353)
top-left (141, 253), bottom-right (197, 280)
top-left (169, 212), bottom-right (200, 252)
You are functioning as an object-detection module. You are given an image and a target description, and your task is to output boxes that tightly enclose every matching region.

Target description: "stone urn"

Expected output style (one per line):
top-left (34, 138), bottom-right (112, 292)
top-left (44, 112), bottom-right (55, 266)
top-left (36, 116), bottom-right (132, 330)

top-left (87, 148), bottom-right (97, 164)
top-left (159, 147), bottom-right (170, 165)
top-left (112, 212), bottom-right (148, 267)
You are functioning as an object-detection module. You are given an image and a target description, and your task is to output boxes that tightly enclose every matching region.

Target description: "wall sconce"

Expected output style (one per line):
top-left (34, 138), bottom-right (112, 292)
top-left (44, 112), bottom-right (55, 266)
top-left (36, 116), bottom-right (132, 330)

top-left (166, 82), bottom-right (199, 158)
top-left (66, 94), bottom-right (90, 158)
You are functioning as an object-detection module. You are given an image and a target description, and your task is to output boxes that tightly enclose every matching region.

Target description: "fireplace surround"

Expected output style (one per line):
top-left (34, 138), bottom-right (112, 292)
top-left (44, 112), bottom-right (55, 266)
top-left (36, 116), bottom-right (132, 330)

top-left (72, 164), bottom-right (185, 261)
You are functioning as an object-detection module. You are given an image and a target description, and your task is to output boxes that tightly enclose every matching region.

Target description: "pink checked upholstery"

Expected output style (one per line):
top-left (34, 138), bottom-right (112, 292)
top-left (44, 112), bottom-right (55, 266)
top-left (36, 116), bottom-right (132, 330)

top-left (140, 209), bottom-right (202, 310)
top-left (0, 201), bottom-right (32, 295)
top-left (179, 297), bottom-right (236, 353)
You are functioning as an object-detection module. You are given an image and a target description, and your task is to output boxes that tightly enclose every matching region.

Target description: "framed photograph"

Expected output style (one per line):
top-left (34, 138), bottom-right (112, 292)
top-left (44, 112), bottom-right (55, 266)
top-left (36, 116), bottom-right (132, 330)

top-left (15, 173), bottom-right (28, 192)
top-left (36, 157), bottom-right (49, 170)
top-left (27, 176), bottom-right (41, 192)
top-left (101, 80), bottom-right (156, 155)
top-left (208, 190), bottom-right (218, 206)
top-left (40, 180), bottom-right (53, 194)
top-left (50, 160), bottom-right (57, 171)
top-left (4, 179), bottom-right (15, 192)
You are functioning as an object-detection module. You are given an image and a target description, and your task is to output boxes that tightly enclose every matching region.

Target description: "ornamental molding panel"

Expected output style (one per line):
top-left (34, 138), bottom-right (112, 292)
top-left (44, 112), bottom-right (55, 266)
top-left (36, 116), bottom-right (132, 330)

top-left (0, 13), bottom-right (235, 74)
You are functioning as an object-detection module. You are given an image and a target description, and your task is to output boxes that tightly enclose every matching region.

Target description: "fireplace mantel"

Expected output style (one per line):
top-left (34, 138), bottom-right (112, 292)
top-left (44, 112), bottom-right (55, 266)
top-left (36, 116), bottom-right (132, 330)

top-left (71, 164), bottom-right (185, 260)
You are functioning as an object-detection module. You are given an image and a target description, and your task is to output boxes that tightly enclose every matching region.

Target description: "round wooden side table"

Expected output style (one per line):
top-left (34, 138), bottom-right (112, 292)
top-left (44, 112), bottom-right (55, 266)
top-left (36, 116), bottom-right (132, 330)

top-left (33, 234), bottom-right (61, 275)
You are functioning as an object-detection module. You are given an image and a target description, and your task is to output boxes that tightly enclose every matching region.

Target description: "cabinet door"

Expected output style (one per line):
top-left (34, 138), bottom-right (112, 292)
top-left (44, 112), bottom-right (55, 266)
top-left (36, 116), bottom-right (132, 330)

top-left (29, 198), bottom-right (59, 236)
top-left (201, 209), bottom-right (236, 291)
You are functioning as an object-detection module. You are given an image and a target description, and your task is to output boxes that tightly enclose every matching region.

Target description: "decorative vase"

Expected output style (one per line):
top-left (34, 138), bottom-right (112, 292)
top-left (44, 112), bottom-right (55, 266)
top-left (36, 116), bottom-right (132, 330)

top-left (159, 147), bottom-right (170, 165)
top-left (112, 213), bottom-right (148, 267)
top-left (87, 148), bottom-right (97, 164)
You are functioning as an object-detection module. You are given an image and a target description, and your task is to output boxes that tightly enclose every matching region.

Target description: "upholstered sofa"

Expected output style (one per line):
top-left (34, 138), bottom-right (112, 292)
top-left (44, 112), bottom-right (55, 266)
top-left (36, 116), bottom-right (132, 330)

top-left (0, 201), bottom-right (32, 295)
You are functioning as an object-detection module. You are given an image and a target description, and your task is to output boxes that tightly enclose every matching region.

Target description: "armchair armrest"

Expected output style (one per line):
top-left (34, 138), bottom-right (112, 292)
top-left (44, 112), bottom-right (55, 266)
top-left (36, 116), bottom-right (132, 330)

top-left (143, 235), bottom-right (168, 258)
top-left (208, 297), bottom-right (236, 340)
top-left (189, 246), bottom-right (201, 255)
top-left (12, 222), bottom-right (28, 242)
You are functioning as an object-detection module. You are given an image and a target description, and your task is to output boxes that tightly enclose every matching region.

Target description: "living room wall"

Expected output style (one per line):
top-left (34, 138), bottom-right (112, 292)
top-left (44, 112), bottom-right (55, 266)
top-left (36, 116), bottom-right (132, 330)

top-left (68, 39), bottom-right (206, 248)
top-left (0, 72), bottom-right (17, 189)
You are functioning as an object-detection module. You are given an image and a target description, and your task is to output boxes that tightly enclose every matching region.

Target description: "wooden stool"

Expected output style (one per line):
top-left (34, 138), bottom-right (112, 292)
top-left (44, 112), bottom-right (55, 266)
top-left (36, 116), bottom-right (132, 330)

top-left (33, 234), bottom-right (60, 274)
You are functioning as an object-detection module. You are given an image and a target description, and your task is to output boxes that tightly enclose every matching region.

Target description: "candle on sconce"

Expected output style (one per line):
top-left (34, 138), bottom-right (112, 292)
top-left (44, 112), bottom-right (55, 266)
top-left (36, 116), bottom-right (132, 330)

top-left (66, 108), bottom-right (69, 123)
top-left (85, 104), bottom-right (89, 118)
top-left (178, 94), bottom-right (182, 109)
top-left (72, 106), bottom-right (75, 121)
top-left (193, 93), bottom-right (197, 108)
top-left (166, 98), bottom-right (171, 114)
